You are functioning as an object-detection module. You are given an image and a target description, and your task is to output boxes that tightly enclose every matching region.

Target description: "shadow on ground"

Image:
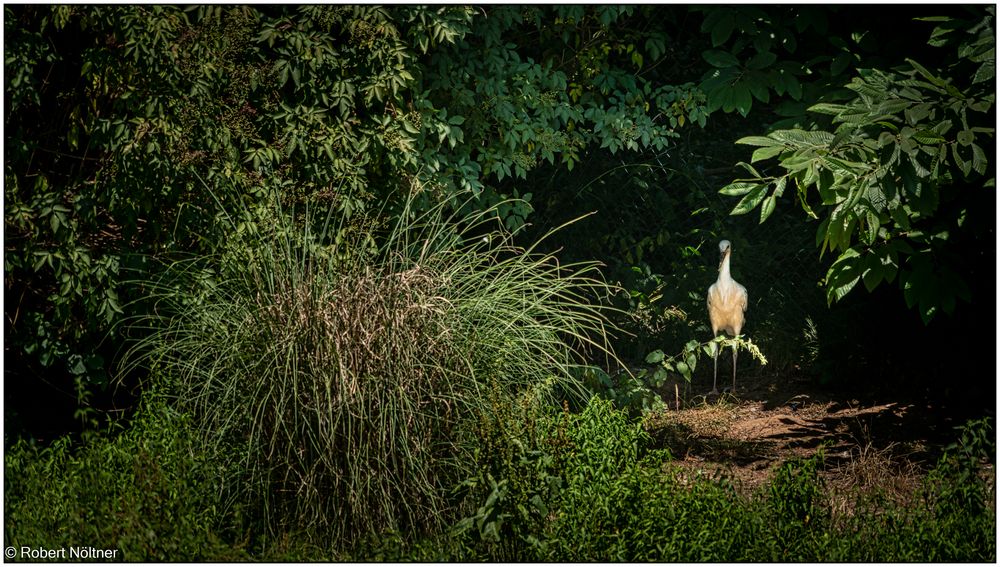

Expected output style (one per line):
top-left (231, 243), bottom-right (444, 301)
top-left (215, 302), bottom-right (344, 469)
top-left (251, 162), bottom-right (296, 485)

top-left (643, 364), bottom-right (994, 493)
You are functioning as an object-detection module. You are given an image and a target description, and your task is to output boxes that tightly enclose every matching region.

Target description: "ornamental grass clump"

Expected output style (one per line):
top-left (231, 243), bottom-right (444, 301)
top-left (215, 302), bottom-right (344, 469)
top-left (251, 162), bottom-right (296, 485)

top-left (124, 189), bottom-right (613, 547)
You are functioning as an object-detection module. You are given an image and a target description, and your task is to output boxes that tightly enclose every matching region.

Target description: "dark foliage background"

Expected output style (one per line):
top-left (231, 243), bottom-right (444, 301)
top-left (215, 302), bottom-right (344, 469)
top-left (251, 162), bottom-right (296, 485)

top-left (3, 4), bottom-right (994, 561)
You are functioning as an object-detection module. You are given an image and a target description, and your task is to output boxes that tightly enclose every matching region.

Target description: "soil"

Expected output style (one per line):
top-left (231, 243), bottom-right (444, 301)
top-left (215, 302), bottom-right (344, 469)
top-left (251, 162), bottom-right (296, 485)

top-left (641, 366), bottom-right (995, 500)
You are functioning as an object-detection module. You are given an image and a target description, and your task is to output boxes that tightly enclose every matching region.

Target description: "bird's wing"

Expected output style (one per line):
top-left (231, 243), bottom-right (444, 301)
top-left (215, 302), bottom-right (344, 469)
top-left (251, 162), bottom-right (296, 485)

top-left (738, 284), bottom-right (748, 313)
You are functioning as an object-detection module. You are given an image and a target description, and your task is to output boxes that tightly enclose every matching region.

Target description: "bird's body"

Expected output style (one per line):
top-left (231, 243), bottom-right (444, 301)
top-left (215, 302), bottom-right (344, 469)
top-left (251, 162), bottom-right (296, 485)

top-left (707, 239), bottom-right (747, 394)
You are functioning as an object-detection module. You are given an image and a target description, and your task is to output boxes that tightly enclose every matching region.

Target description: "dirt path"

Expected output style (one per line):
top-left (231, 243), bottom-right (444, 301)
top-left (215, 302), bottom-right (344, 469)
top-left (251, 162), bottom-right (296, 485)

top-left (642, 369), bottom-right (979, 496)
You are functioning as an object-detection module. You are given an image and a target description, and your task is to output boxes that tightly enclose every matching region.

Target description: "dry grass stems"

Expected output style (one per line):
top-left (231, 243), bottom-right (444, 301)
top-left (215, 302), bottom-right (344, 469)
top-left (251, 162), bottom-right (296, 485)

top-left (123, 188), bottom-right (616, 546)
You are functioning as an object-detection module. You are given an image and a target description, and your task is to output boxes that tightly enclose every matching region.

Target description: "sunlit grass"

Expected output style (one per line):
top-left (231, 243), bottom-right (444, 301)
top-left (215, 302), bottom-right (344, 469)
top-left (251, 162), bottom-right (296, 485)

top-left (122, 187), bottom-right (616, 546)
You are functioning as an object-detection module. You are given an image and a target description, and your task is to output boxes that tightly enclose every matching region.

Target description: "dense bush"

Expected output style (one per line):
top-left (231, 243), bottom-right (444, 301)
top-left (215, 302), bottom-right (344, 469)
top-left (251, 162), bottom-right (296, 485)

top-left (4, 394), bottom-right (244, 562)
top-left (6, 392), bottom-right (992, 562)
top-left (418, 401), bottom-right (995, 562)
top-left (720, 8), bottom-right (995, 323)
top-left (4, 5), bottom-right (707, 409)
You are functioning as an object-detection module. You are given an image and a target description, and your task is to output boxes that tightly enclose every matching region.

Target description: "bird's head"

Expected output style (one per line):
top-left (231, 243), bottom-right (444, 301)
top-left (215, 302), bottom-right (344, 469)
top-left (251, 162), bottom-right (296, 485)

top-left (717, 239), bottom-right (731, 270)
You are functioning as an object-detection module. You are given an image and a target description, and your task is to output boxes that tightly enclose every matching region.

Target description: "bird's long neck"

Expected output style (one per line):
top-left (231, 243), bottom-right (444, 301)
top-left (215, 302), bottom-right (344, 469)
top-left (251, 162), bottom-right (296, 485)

top-left (719, 249), bottom-right (733, 281)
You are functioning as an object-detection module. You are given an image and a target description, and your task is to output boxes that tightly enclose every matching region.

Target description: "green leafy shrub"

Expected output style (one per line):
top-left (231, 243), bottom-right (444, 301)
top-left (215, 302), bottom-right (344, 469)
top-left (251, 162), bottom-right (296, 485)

top-left (123, 188), bottom-right (613, 549)
top-left (694, 6), bottom-right (879, 119)
top-left (534, 397), bottom-right (655, 560)
top-left (4, 394), bottom-right (243, 562)
top-left (451, 396), bottom-right (763, 562)
top-left (450, 396), bottom-right (658, 561)
top-left (580, 335), bottom-right (769, 417)
top-left (447, 384), bottom-right (570, 561)
top-left (599, 464), bottom-right (760, 562)
top-left (821, 418), bottom-right (994, 562)
top-left (10, 395), bottom-right (991, 562)
top-left (763, 450), bottom-right (830, 560)
top-left (579, 365), bottom-right (669, 416)
top-left (437, 400), bottom-right (994, 563)
top-left (911, 417), bottom-right (995, 561)
top-left (720, 8), bottom-right (995, 323)
top-left (4, 5), bottom-right (708, 407)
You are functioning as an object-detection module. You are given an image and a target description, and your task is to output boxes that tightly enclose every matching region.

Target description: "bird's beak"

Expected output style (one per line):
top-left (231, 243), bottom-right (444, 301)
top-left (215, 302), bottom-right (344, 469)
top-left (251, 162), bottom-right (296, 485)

top-left (718, 247), bottom-right (729, 271)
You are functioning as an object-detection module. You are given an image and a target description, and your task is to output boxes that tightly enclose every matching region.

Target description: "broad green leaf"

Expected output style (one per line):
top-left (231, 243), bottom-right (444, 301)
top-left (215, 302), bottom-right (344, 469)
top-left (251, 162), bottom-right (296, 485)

top-left (808, 102), bottom-right (847, 116)
top-left (942, 266), bottom-right (972, 303)
top-left (824, 156), bottom-right (871, 174)
top-left (676, 361), bottom-right (691, 380)
top-left (645, 37), bottom-right (664, 60)
top-left (969, 99), bottom-right (992, 113)
top-left (645, 349), bottom-right (665, 364)
top-left (785, 73), bottom-right (803, 99)
top-left (759, 194), bottom-right (776, 223)
top-left (806, 162), bottom-right (828, 194)
top-left (865, 181), bottom-right (890, 212)
top-left (951, 143), bottom-right (972, 176)
top-left (861, 211), bottom-right (879, 246)
top-left (970, 143), bottom-right (987, 175)
top-left (773, 176), bottom-right (787, 197)
top-left (745, 74), bottom-right (771, 103)
top-left (736, 136), bottom-right (783, 147)
top-left (912, 130), bottom-right (946, 144)
top-left (530, 494), bottom-right (547, 516)
top-left (940, 291), bottom-right (956, 315)
top-left (972, 60), bottom-right (994, 84)
top-left (906, 58), bottom-right (947, 88)
top-left (861, 253), bottom-right (885, 292)
top-left (889, 202), bottom-right (912, 231)
top-left (653, 367), bottom-right (668, 385)
top-left (770, 129), bottom-right (833, 147)
top-left (737, 161), bottom-right (761, 177)
top-left (825, 204), bottom-right (854, 251)
top-left (875, 98), bottom-right (912, 115)
top-left (710, 12), bottom-right (735, 46)
top-left (902, 274), bottom-right (919, 309)
top-left (702, 49), bottom-right (740, 68)
top-left (719, 182), bottom-right (758, 196)
top-left (877, 131), bottom-right (897, 148)
top-left (831, 51), bottom-right (853, 75)
top-left (746, 50), bottom-right (777, 70)
top-left (780, 153), bottom-right (817, 172)
top-left (733, 86), bottom-right (753, 116)
top-left (708, 85), bottom-right (733, 113)
top-left (880, 246), bottom-right (899, 283)
top-left (931, 119), bottom-right (954, 136)
top-left (730, 184), bottom-right (767, 215)
top-left (751, 145), bottom-right (785, 163)
top-left (825, 247), bottom-right (862, 304)
top-left (69, 357), bottom-right (87, 376)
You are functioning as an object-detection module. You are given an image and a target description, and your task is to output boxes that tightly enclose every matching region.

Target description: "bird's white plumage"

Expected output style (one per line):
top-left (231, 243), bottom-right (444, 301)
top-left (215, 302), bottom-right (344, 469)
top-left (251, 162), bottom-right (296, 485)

top-left (707, 239), bottom-right (748, 393)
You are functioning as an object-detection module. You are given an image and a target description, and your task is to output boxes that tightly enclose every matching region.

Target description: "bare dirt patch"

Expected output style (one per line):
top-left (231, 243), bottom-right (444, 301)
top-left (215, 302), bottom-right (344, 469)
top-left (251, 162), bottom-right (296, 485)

top-left (642, 368), bottom-right (978, 498)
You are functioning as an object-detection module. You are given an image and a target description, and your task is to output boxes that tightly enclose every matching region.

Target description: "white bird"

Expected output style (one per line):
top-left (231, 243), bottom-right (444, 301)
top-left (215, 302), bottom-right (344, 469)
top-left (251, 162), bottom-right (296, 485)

top-left (707, 239), bottom-right (748, 394)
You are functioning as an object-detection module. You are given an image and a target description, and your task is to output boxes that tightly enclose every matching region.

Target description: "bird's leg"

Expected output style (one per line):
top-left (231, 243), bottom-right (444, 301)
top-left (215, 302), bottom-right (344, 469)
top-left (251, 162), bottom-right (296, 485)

top-left (711, 339), bottom-right (720, 395)
top-left (731, 344), bottom-right (738, 393)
